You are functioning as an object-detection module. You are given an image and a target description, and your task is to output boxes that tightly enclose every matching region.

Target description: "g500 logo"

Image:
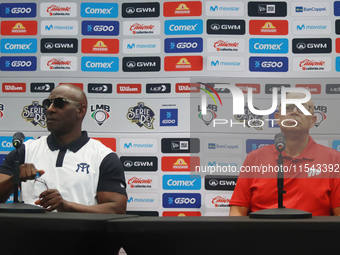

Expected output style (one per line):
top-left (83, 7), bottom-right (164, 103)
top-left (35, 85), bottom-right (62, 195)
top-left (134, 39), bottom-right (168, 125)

top-left (200, 84), bottom-right (312, 128)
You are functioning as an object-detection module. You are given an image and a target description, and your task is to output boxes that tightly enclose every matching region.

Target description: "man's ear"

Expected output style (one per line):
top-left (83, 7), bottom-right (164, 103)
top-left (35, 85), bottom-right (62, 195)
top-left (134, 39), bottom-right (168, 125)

top-left (77, 105), bottom-right (86, 119)
top-left (309, 115), bottom-right (317, 128)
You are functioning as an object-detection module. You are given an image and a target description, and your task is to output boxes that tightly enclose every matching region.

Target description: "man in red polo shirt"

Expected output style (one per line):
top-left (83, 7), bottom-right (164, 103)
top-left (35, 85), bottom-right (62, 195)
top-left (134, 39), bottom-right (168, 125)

top-left (229, 92), bottom-right (340, 216)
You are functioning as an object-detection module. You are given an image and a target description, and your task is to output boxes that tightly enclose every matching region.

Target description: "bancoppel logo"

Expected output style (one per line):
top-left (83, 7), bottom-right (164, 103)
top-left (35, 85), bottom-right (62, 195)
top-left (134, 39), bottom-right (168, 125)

top-left (293, 57), bottom-right (331, 72)
top-left (295, 84), bottom-right (321, 94)
top-left (122, 2), bottom-right (160, 18)
top-left (81, 57), bottom-right (119, 72)
top-left (326, 84), bottom-right (340, 94)
top-left (292, 38), bottom-right (332, 54)
top-left (117, 84), bottom-right (141, 94)
top-left (0, 3), bottom-right (36, 18)
top-left (123, 39), bottom-right (161, 54)
top-left (123, 20), bottom-right (160, 35)
top-left (41, 20), bottom-right (78, 35)
top-left (161, 138), bottom-right (200, 153)
top-left (163, 193), bottom-right (201, 208)
top-left (126, 174), bottom-right (158, 189)
top-left (164, 19), bottom-right (203, 35)
top-left (120, 138), bottom-right (157, 153)
top-left (207, 19), bottom-right (245, 35)
top-left (82, 21), bottom-right (119, 36)
top-left (81, 3), bottom-right (118, 18)
top-left (162, 156), bottom-right (200, 172)
top-left (249, 57), bottom-right (288, 72)
top-left (248, 2), bottom-right (287, 17)
top-left (164, 37), bottom-right (203, 53)
top-left (120, 156), bottom-right (158, 172)
top-left (164, 1), bottom-right (202, 17)
top-left (206, 2), bottom-right (244, 16)
top-left (265, 84), bottom-right (291, 94)
top-left (21, 101), bottom-right (46, 128)
top-left (205, 176), bottom-right (237, 191)
top-left (163, 175), bottom-right (201, 190)
top-left (127, 193), bottom-right (158, 208)
top-left (126, 102), bottom-right (155, 129)
top-left (40, 3), bottom-right (77, 17)
top-left (30, 83), bottom-right (54, 93)
top-left (40, 56), bottom-right (77, 71)
top-left (249, 38), bottom-right (288, 54)
top-left (204, 139), bottom-right (242, 154)
top-left (1, 39), bottom-right (37, 54)
top-left (160, 109), bottom-right (178, 126)
top-left (81, 39), bottom-right (119, 54)
top-left (175, 83), bottom-right (200, 93)
top-left (0, 56), bottom-right (37, 71)
top-left (164, 56), bottom-right (203, 71)
top-left (292, 20), bottom-right (331, 35)
top-left (313, 105), bottom-right (327, 128)
top-left (1, 21), bottom-right (37, 36)
top-left (246, 139), bottom-right (274, 153)
top-left (205, 193), bottom-right (232, 208)
top-left (123, 57), bottom-right (161, 72)
top-left (146, 83), bottom-right (171, 94)
top-left (249, 20), bottom-right (288, 35)
top-left (207, 38), bottom-right (245, 52)
top-left (41, 38), bottom-right (78, 53)
top-left (207, 56), bottom-right (245, 71)
top-left (88, 83), bottom-right (112, 94)
top-left (291, 2), bottom-right (329, 17)
top-left (2, 83), bottom-right (26, 93)
top-left (90, 104), bottom-right (110, 126)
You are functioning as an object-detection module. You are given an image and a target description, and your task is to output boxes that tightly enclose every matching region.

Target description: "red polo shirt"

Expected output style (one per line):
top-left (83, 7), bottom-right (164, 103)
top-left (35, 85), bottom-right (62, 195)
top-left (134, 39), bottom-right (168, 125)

top-left (230, 137), bottom-right (340, 216)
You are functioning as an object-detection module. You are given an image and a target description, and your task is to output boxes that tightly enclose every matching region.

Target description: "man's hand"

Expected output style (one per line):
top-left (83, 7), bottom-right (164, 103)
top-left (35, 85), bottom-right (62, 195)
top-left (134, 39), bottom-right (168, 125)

top-left (19, 163), bottom-right (45, 182)
top-left (35, 189), bottom-right (69, 212)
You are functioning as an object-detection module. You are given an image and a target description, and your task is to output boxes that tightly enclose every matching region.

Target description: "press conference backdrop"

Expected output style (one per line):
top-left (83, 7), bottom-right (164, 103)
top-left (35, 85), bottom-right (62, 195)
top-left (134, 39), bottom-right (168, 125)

top-left (0, 0), bottom-right (340, 216)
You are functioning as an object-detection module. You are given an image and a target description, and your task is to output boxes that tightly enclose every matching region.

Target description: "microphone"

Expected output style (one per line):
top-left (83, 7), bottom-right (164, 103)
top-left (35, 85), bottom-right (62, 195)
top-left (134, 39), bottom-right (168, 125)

top-left (275, 133), bottom-right (286, 152)
top-left (12, 132), bottom-right (25, 149)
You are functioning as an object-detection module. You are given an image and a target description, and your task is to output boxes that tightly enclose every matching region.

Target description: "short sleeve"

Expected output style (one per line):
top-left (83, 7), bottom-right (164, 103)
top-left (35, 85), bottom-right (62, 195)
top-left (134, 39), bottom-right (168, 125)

top-left (97, 152), bottom-right (127, 196)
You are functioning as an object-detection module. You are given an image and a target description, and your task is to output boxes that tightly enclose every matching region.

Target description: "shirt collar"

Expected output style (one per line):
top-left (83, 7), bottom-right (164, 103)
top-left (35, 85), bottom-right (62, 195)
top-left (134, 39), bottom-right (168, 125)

top-left (272, 135), bottom-right (316, 161)
top-left (47, 131), bottom-right (90, 152)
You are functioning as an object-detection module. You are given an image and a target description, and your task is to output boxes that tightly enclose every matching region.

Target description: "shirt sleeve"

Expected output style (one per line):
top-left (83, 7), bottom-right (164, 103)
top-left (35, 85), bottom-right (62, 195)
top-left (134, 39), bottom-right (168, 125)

top-left (229, 155), bottom-right (252, 208)
top-left (0, 145), bottom-right (25, 176)
top-left (97, 152), bottom-right (127, 196)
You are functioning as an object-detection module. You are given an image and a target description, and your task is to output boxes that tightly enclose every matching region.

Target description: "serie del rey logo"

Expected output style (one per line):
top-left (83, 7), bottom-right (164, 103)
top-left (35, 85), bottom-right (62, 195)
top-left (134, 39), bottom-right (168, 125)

top-left (126, 102), bottom-right (155, 129)
top-left (21, 101), bottom-right (46, 128)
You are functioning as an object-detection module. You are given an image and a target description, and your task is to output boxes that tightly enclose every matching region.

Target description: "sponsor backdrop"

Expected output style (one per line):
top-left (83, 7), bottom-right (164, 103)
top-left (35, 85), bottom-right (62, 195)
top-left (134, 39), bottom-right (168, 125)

top-left (0, 0), bottom-right (340, 217)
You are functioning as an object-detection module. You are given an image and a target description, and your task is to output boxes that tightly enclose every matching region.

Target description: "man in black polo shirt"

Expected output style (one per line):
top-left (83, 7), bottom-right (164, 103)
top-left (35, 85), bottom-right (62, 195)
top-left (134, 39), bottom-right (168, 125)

top-left (0, 84), bottom-right (127, 213)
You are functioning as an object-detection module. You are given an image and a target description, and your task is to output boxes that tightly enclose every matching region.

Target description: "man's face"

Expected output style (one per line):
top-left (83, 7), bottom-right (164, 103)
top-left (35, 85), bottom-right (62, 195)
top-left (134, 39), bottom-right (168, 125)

top-left (45, 86), bottom-right (81, 135)
top-left (274, 93), bottom-right (317, 134)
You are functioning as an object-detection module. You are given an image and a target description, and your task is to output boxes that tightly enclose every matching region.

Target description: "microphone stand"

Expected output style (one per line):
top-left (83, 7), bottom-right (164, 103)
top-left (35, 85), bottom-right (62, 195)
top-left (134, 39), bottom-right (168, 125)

top-left (0, 141), bottom-right (45, 213)
top-left (249, 143), bottom-right (312, 219)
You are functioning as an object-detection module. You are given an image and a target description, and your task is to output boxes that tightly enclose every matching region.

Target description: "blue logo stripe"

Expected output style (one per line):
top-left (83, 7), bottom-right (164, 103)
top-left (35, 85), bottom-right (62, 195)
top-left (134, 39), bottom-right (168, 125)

top-left (1, 39), bottom-right (37, 53)
top-left (81, 57), bottom-right (119, 72)
top-left (164, 19), bottom-right (203, 35)
top-left (81, 3), bottom-right (118, 18)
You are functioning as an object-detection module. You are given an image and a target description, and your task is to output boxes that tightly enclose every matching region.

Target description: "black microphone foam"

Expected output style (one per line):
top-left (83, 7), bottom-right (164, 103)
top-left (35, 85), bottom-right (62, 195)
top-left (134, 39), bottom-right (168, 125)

top-left (275, 133), bottom-right (286, 152)
top-left (12, 132), bottom-right (25, 149)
